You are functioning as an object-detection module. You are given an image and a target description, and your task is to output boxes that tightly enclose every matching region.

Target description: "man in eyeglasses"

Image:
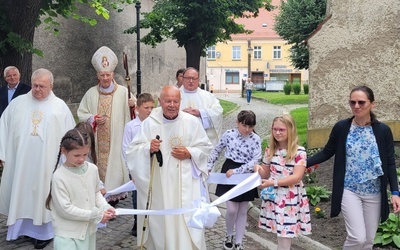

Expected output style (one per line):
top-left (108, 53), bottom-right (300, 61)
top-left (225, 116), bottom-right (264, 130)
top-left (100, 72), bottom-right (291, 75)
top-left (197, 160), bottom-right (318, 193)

top-left (0, 68), bottom-right (75, 249)
top-left (0, 66), bottom-right (31, 117)
top-left (180, 67), bottom-right (223, 146)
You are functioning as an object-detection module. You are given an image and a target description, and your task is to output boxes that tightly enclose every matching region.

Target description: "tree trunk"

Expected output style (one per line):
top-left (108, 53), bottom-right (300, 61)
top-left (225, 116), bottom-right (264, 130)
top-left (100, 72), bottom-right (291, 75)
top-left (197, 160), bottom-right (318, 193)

top-left (0, 0), bottom-right (42, 85)
top-left (184, 38), bottom-right (202, 72)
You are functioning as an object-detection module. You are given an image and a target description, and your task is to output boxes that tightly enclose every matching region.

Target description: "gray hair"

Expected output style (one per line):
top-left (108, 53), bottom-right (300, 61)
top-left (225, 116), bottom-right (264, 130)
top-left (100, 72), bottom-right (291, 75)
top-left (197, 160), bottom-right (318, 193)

top-left (31, 68), bottom-right (54, 86)
top-left (4, 66), bottom-right (20, 77)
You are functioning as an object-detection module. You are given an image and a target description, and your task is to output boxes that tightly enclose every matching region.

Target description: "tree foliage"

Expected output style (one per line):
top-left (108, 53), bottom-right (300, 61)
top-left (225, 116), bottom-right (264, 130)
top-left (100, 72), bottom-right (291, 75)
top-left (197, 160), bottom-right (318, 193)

top-left (0, 0), bottom-right (132, 82)
top-left (125, 0), bottom-right (274, 71)
top-left (274, 0), bottom-right (326, 69)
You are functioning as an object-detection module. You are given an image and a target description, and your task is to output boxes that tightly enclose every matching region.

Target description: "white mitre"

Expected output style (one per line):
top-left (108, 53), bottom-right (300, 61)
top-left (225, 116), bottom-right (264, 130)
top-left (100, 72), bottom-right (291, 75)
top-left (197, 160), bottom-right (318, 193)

top-left (91, 46), bottom-right (118, 72)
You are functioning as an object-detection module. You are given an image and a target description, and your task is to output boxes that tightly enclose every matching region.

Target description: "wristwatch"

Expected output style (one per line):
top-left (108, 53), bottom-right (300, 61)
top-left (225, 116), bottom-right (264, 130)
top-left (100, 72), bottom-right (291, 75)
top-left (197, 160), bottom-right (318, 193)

top-left (391, 191), bottom-right (399, 196)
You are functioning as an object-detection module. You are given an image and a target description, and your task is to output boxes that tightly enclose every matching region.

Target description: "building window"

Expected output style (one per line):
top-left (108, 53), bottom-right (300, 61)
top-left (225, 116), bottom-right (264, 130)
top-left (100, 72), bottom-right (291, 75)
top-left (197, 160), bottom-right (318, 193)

top-left (254, 46), bottom-right (262, 59)
top-left (225, 72), bottom-right (240, 84)
top-left (273, 46), bottom-right (281, 59)
top-left (207, 46), bottom-right (216, 60)
top-left (232, 46), bottom-right (241, 60)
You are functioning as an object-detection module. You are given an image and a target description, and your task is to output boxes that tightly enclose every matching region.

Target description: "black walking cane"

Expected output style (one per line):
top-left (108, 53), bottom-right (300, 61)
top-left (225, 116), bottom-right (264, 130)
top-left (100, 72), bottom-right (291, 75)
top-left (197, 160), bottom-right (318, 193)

top-left (140, 135), bottom-right (163, 249)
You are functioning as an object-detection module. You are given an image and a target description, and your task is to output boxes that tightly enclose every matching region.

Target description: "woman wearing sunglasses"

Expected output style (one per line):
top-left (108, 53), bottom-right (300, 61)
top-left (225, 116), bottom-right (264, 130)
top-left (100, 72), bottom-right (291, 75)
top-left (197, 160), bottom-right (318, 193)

top-left (307, 85), bottom-right (400, 249)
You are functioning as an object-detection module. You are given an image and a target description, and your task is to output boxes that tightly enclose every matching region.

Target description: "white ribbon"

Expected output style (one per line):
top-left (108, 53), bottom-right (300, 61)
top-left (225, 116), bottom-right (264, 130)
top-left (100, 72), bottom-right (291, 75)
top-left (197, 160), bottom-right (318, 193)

top-left (114, 173), bottom-right (261, 229)
top-left (207, 173), bottom-right (253, 184)
top-left (187, 198), bottom-right (221, 229)
top-left (210, 172), bottom-right (261, 206)
top-left (104, 181), bottom-right (136, 199)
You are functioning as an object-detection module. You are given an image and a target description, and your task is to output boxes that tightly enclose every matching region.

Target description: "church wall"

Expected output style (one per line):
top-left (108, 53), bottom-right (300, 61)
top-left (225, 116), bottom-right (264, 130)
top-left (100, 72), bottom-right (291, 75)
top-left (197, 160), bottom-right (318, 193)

top-left (32, 0), bottom-right (196, 114)
top-left (307, 0), bottom-right (400, 148)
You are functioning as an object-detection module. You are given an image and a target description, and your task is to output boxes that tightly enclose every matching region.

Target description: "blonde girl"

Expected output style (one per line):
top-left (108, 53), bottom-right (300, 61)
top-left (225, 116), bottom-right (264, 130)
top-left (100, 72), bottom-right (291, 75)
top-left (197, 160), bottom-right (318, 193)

top-left (254, 114), bottom-right (311, 250)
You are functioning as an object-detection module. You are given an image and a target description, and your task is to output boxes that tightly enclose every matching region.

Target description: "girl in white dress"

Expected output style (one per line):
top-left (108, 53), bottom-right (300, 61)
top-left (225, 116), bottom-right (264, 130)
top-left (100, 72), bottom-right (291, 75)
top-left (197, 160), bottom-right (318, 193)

top-left (45, 128), bottom-right (116, 250)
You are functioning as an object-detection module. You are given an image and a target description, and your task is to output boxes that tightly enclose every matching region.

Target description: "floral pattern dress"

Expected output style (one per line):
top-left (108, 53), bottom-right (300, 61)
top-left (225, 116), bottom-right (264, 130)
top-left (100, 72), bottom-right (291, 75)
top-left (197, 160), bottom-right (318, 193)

top-left (259, 146), bottom-right (312, 238)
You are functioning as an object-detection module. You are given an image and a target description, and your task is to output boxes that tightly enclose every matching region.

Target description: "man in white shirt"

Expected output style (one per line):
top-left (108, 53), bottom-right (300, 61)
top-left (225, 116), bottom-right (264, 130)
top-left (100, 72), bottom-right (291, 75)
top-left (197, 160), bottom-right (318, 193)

top-left (0, 66), bottom-right (31, 117)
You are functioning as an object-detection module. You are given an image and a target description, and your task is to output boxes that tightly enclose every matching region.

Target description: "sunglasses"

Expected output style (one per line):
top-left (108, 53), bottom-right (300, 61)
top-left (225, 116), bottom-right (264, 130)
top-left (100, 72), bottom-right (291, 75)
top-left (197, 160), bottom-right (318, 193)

top-left (349, 100), bottom-right (368, 107)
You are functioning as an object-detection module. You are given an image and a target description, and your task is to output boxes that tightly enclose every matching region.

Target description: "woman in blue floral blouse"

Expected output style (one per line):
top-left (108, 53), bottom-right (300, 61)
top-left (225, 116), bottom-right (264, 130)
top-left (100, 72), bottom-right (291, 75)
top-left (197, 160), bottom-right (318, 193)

top-left (307, 85), bottom-right (400, 249)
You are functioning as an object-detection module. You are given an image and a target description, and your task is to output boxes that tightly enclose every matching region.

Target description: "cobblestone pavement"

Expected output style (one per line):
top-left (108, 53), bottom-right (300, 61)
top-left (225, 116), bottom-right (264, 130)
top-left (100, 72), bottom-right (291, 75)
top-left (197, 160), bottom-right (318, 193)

top-left (0, 92), bottom-right (314, 250)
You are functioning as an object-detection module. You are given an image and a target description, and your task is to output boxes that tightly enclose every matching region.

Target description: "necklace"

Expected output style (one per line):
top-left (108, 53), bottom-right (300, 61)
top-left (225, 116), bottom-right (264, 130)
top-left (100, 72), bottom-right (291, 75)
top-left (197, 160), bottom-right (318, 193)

top-left (278, 148), bottom-right (287, 158)
top-left (353, 119), bottom-right (371, 126)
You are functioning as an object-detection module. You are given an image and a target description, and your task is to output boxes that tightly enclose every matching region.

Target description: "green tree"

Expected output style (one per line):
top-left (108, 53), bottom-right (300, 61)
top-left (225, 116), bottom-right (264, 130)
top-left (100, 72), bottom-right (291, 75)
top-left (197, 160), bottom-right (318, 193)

top-left (0, 0), bottom-right (130, 83)
top-left (274, 0), bottom-right (326, 69)
top-left (125, 0), bottom-right (274, 71)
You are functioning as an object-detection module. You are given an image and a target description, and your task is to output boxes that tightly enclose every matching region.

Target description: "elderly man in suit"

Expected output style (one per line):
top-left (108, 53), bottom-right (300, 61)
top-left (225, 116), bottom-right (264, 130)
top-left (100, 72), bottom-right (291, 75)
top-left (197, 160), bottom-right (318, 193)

top-left (0, 66), bottom-right (31, 117)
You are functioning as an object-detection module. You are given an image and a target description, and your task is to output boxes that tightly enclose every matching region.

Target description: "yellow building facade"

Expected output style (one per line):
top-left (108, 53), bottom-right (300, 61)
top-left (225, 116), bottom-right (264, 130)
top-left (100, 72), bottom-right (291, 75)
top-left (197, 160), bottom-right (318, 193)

top-left (206, 6), bottom-right (308, 93)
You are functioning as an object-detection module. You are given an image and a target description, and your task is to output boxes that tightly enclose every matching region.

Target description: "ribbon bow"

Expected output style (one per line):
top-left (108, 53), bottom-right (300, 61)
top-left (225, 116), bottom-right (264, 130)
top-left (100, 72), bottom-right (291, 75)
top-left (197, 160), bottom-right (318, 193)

top-left (188, 198), bottom-right (221, 229)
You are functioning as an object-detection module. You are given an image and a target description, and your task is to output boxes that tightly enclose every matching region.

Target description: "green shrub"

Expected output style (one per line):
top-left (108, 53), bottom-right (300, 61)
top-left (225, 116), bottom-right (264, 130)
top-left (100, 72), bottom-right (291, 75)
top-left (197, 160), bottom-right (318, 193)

top-left (303, 84), bottom-right (309, 94)
top-left (283, 83), bottom-right (291, 95)
top-left (374, 213), bottom-right (400, 248)
top-left (305, 185), bottom-right (331, 206)
top-left (293, 83), bottom-right (301, 95)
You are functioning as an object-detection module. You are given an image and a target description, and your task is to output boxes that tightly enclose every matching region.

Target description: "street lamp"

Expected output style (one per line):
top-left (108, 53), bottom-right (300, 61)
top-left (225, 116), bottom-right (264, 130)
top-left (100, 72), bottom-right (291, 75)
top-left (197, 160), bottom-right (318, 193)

top-left (243, 39), bottom-right (253, 98)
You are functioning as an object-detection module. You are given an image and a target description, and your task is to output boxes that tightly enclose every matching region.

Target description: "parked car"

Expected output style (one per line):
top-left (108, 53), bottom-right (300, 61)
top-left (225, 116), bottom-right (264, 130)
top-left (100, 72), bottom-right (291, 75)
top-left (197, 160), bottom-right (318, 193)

top-left (253, 82), bottom-right (266, 91)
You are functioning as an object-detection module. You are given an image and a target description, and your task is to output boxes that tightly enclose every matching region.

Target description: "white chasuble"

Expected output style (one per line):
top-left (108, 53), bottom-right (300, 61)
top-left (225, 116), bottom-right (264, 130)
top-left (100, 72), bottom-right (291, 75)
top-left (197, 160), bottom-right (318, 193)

top-left (0, 91), bottom-right (75, 226)
top-left (180, 88), bottom-right (223, 146)
top-left (126, 108), bottom-right (212, 250)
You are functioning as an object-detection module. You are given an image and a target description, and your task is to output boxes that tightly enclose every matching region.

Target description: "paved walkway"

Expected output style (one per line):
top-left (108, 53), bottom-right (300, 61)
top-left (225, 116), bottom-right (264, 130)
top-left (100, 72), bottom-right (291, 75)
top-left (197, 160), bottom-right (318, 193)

top-left (0, 92), bottom-right (330, 249)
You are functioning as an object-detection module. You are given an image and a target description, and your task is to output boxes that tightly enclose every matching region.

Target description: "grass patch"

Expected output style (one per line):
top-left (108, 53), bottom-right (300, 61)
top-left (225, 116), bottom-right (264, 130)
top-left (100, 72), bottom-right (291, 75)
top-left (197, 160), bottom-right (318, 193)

top-left (252, 91), bottom-right (308, 105)
top-left (261, 108), bottom-right (308, 150)
top-left (290, 107), bottom-right (308, 147)
top-left (261, 138), bottom-right (268, 152)
top-left (219, 99), bottom-right (239, 116)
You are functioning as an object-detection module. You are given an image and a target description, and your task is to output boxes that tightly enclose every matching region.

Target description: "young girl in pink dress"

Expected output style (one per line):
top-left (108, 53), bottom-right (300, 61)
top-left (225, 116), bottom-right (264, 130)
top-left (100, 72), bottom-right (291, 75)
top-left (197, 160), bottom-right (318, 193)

top-left (254, 114), bottom-right (311, 250)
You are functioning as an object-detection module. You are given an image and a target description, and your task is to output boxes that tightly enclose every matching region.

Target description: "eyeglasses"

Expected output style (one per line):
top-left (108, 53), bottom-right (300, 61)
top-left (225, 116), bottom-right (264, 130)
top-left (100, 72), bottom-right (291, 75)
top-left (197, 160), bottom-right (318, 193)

top-left (349, 100), bottom-right (368, 107)
top-left (32, 84), bottom-right (49, 90)
top-left (183, 77), bottom-right (199, 81)
top-left (272, 128), bottom-right (287, 133)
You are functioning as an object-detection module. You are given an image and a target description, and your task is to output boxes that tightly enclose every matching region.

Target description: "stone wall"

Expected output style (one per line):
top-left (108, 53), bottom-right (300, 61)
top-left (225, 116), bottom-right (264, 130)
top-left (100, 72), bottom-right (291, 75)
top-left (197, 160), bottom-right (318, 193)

top-left (307, 0), bottom-right (400, 148)
top-left (32, 1), bottom-right (203, 114)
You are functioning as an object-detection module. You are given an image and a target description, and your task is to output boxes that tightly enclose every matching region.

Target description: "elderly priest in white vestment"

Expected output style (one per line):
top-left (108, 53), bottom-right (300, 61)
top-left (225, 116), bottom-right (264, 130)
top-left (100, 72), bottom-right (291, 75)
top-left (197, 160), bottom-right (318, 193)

top-left (0, 68), bottom-right (75, 249)
top-left (126, 86), bottom-right (213, 250)
top-left (180, 67), bottom-right (223, 146)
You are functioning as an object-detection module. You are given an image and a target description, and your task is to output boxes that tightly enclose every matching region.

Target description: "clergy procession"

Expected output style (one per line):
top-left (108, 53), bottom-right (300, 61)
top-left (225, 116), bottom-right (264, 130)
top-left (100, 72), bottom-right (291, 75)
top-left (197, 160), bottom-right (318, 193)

top-left (0, 45), bottom-right (271, 250)
top-left (6, 42), bottom-right (358, 250)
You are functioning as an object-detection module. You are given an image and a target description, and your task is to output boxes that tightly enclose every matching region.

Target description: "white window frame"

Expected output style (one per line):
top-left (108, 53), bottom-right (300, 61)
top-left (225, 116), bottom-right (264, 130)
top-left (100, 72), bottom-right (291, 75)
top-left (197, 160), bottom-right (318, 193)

top-left (254, 46), bottom-right (262, 59)
top-left (232, 46), bottom-right (241, 60)
top-left (273, 46), bottom-right (281, 59)
top-left (207, 46), bottom-right (216, 60)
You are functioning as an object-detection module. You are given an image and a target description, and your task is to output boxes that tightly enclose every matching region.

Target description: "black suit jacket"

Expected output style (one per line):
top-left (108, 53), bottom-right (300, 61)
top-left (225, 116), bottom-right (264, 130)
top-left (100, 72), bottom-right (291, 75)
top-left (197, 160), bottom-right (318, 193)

top-left (0, 82), bottom-right (31, 117)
